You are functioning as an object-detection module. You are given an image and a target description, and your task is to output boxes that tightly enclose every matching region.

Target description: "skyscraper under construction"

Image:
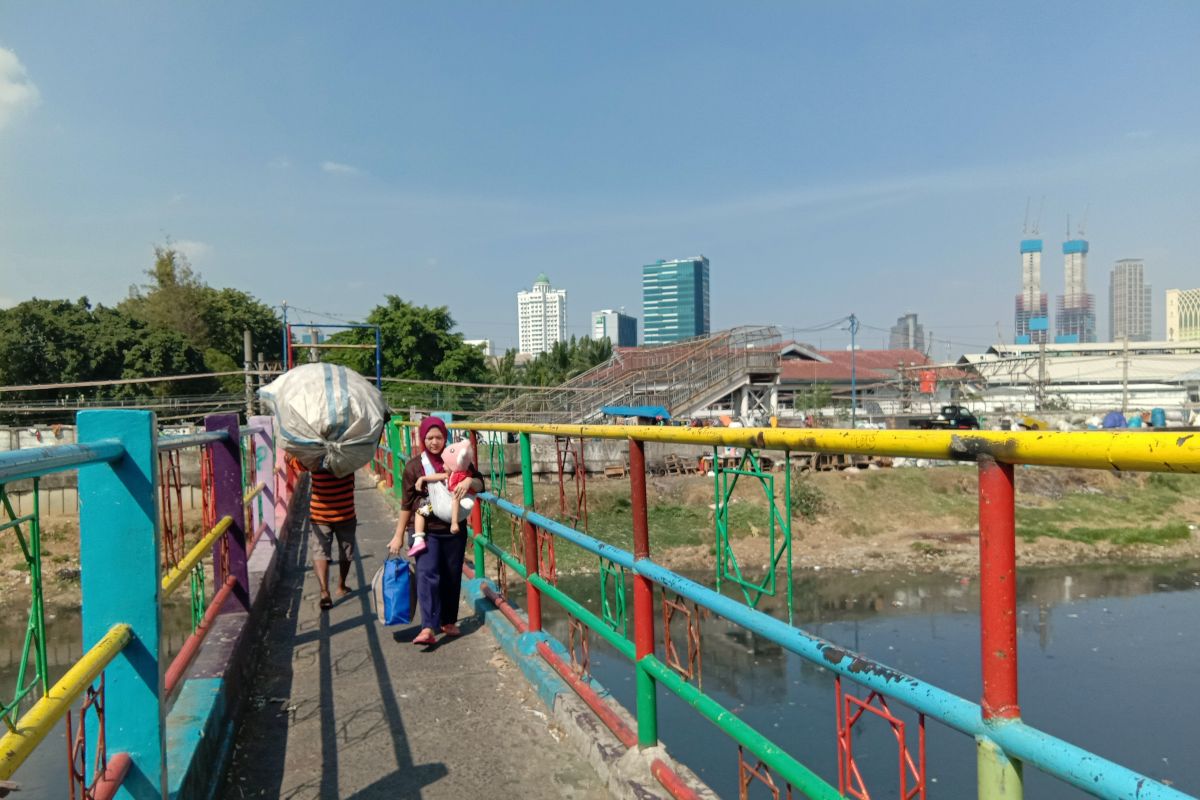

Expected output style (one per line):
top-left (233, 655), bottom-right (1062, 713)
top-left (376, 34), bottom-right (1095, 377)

top-left (1014, 239), bottom-right (1048, 344)
top-left (1055, 238), bottom-right (1096, 343)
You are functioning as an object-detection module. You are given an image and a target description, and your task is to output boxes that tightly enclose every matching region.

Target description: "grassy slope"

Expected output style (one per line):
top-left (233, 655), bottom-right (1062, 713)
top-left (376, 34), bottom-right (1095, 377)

top-left (492, 467), bottom-right (1200, 573)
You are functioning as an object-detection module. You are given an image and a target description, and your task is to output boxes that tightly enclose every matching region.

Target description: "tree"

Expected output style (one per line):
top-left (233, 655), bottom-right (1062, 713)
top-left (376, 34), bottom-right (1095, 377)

top-left (516, 336), bottom-right (613, 387)
top-left (320, 295), bottom-right (489, 408)
top-left (120, 246), bottom-right (282, 383)
top-left (0, 298), bottom-right (124, 397)
top-left (120, 246), bottom-right (209, 344)
top-left (119, 330), bottom-right (213, 399)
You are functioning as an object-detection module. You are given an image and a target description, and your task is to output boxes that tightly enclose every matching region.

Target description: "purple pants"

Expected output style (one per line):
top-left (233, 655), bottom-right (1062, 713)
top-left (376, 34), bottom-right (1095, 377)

top-left (415, 533), bottom-right (466, 630)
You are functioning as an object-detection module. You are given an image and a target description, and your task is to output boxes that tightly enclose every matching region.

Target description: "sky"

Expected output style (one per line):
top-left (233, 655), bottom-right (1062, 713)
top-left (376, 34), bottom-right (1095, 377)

top-left (2, 3), bottom-right (1199, 357)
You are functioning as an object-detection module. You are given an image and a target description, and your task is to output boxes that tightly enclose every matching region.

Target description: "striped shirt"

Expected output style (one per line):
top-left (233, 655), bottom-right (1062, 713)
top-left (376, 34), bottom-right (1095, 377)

top-left (310, 470), bottom-right (356, 524)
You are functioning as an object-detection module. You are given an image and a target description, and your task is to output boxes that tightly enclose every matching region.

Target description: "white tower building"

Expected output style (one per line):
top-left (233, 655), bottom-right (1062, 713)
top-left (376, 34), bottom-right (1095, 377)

top-left (517, 274), bottom-right (567, 355)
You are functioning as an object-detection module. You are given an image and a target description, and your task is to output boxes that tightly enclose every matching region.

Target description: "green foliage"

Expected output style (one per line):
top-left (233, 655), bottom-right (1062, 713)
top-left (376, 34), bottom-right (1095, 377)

top-left (120, 247), bottom-right (281, 373)
top-left (1017, 521), bottom-right (1191, 546)
top-left (118, 330), bottom-right (209, 398)
top-left (120, 246), bottom-right (209, 344)
top-left (501, 336), bottom-right (613, 387)
top-left (320, 295), bottom-right (489, 408)
top-left (794, 383), bottom-right (833, 412)
top-left (789, 475), bottom-right (828, 521)
top-left (0, 244), bottom-right (280, 420)
top-left (0, 298), bottom-right (101, 392)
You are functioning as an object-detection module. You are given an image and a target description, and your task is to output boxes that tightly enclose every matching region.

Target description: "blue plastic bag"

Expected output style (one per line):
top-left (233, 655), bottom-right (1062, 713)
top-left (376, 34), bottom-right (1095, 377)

top-left (372, 557), bottom-right (414, 626)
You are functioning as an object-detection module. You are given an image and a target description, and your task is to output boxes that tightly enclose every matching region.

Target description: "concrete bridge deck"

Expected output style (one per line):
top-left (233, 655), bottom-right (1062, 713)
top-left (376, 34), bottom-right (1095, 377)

top-left (217, 475), bottom-right (608, 799)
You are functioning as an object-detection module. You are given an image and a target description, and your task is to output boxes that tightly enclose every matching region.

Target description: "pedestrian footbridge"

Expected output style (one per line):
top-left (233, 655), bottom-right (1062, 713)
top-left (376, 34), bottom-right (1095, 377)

top-left (1, 409), bottom-right (1198, 799)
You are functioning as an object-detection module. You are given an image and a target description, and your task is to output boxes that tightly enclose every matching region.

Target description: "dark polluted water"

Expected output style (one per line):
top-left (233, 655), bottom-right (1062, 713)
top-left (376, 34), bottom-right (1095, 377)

top-left (529, 561), bottom-right (1200, 799)
top-left (0, 604), bottom-right (193, 797)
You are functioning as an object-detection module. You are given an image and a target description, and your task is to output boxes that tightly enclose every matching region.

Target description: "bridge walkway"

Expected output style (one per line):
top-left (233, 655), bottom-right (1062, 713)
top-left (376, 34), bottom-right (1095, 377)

top-left (217, 473), bottom-right (608, 799)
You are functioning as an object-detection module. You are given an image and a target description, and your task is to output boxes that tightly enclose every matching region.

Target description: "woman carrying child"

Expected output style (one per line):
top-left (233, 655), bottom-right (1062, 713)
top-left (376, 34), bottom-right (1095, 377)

top-left (387, 416), bottom-right (484, 646)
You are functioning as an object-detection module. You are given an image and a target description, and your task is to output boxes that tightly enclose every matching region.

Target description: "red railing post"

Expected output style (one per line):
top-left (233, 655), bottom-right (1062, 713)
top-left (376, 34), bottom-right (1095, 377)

top-left (629, 437), bottom-right (658, 747)
top-left (978, 455), bottom-right (1020, 721)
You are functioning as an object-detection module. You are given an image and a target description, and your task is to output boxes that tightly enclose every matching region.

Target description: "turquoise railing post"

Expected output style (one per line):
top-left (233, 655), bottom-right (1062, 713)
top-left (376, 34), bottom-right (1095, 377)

top-left (205, 413), bottom-right (249, 610)
top-left (250, 415), bottom-right (276, 545)
top-left (77, 409), bottom-right (167, 797)
top-left (387, 415), bottom-right (405, 496)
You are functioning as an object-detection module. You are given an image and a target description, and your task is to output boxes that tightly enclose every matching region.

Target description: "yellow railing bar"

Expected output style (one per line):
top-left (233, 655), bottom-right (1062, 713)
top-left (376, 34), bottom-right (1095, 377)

top-left (0, 623), bottom-right (132, 780)
top-left (422, 422), bottom-right (1200, 474)
top-left (161, 515), bottom-right (233, 595)
top-left (243, 481), bottom-right (266, 504)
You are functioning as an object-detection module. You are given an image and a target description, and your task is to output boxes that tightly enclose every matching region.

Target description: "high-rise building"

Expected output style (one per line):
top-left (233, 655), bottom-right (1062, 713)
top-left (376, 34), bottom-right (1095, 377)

top-left (642, 256), bottom-right (711, 345)
top-left (1055, 239), bottom-right (1096, 343)
top-left (591, 309), bottom-right (638, 347)
top-left (1108, 259), bottom-right (1151, 342)
top-left (1166, 288), bottom-right (1200, 342)
top-left (888, 312), bottom-right (926, 352)
top-left (1014, 239), bottom-right (1049, 344)
top-left (517, 274), bottom-right (567, 355)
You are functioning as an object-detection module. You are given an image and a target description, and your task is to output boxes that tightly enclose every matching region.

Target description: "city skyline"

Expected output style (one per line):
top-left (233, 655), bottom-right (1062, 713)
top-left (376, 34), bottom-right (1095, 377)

top-left (2, 5), bottom-right (1199, 355)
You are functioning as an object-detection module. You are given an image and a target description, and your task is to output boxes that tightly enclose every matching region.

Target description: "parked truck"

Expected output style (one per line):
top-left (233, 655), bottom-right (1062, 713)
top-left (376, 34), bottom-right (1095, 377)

top-left (908, 405), bottom-right (980, 430)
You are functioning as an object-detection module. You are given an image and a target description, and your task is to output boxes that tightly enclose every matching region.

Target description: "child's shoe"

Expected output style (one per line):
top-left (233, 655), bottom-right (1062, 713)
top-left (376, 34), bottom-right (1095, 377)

top-left (407, 537), bottom-right (427, 557)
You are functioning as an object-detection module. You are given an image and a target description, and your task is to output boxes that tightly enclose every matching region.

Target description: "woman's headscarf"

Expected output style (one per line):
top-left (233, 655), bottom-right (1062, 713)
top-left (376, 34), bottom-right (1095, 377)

top-left (417, 416), bottom-right (449, 472)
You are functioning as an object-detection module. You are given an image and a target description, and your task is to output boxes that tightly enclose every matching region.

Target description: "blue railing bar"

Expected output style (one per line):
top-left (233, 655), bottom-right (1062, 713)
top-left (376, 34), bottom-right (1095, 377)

top-left (0, 441), bottom-right (125, 483)
top-left (632, 559), bottom-right (1190, 800)
top-left (157, 431), bottom-right (229, 452)
top-left (482, 490), bottom-right (1189, 799)
top-left (483, 493), bottom-right (637, 570)
top-left (239, 424), bottom-right (266, 439)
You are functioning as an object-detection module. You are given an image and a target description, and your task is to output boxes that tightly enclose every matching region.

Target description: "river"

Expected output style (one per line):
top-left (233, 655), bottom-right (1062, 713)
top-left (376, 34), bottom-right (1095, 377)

top-left (533, 561), bottom-right (1200, 799)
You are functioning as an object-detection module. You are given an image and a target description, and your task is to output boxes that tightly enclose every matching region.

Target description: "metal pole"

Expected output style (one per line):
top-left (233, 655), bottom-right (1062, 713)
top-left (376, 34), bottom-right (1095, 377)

top-left (281, 302), bottom-right (289, 371)
top-left (375, 325), bottom-right (383, 387)
top-left (519, 432), bottom-right (542, 631)
top-left (243, 329), bottom-right (254, 418)
top-left (628, 438), bottom-right (658, 748)
top-left (977, 454), bottom-right (1023, 799)
top-left (849, 314), bottom-right (859, 428)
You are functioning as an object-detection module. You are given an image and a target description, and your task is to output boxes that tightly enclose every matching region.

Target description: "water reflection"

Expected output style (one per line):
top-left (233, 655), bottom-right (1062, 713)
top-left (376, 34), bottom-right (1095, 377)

top-left (535, 561), bottom-right (1200, 799)
top-left (0, 603), bottom-right (195, 795)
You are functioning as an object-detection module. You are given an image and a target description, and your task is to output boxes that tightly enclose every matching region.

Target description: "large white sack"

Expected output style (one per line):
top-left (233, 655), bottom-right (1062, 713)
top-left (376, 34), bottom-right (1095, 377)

top-left (258, 363), bottom-right (387, 477)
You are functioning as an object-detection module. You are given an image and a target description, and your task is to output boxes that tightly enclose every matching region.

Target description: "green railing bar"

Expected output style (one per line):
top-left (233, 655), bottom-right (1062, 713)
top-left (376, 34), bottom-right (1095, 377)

top-left (0, 513), bottom-right (35, 534)
top-left (479, 537), bottom-right (636, 660)
top-left (641, 655), bottom-right (842, 800)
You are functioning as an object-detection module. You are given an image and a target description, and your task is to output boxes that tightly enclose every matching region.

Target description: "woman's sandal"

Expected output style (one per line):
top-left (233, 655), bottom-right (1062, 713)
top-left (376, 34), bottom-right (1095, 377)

top-left (440, 623), bottom-right (462, 637)
top-left (319, 594), bottom-right (333, 610)
top-left (412, 629), bottom-right (437, 645)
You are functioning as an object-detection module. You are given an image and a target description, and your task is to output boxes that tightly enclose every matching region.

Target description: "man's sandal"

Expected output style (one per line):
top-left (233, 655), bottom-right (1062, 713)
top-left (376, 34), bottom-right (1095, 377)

top-left (319, 594), bottom-right (333, 610)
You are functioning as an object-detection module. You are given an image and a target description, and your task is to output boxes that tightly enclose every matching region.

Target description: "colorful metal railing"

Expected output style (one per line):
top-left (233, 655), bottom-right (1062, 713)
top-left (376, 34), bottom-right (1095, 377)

top-left (398, 420), bottom-right (1198, 800)
top-left (0, 410), bottom-right (292, 797)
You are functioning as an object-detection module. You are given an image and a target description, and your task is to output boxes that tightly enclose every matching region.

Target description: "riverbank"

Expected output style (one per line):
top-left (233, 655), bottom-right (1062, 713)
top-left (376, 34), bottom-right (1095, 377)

top-left (543, 465), bottom-right (1200, 576)
top-left (5, 465), bottom-right (1199, 612)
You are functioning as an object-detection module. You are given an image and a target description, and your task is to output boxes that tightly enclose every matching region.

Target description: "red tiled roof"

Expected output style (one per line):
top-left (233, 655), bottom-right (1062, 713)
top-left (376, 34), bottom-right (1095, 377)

top-left (779, 348), bottom-right (930, 383)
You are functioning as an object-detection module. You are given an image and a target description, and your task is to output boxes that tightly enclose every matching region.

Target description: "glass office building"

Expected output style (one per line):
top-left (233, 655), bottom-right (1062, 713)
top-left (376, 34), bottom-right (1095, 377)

top-left (642, 256), bottom-right (710, 345)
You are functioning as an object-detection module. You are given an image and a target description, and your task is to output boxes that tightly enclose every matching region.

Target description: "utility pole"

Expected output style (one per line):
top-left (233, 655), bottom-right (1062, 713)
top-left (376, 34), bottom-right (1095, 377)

top-left (1036, 341), bottom-right (1047, 412)
top-left (1121, 336), bottom-right (1130, 414)
top-left (243, 329), bottom-right (254, 418)
top-left (848, 314), bottom-right (859, 428)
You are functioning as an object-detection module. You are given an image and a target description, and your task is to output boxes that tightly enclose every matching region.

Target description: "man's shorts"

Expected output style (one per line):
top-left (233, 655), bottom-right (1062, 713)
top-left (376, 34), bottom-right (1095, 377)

top-left (310, 519), bottom-right (357, 563)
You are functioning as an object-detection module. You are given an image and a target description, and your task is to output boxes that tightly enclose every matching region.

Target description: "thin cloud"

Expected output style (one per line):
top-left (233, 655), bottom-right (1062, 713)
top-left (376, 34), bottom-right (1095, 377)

top-left (0, 47), bottom-right (40, 130)
top-left (173, 240), bottom-right (212, 261)
top-left (321, 160), bottom-right (362, 176)
top-left (267, 156), bottom-right (292, 170)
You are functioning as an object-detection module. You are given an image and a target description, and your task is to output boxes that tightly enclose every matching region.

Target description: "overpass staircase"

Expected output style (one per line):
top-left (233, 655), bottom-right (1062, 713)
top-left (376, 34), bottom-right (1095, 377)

top-left (481, 326), bottom-right (781, 423)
